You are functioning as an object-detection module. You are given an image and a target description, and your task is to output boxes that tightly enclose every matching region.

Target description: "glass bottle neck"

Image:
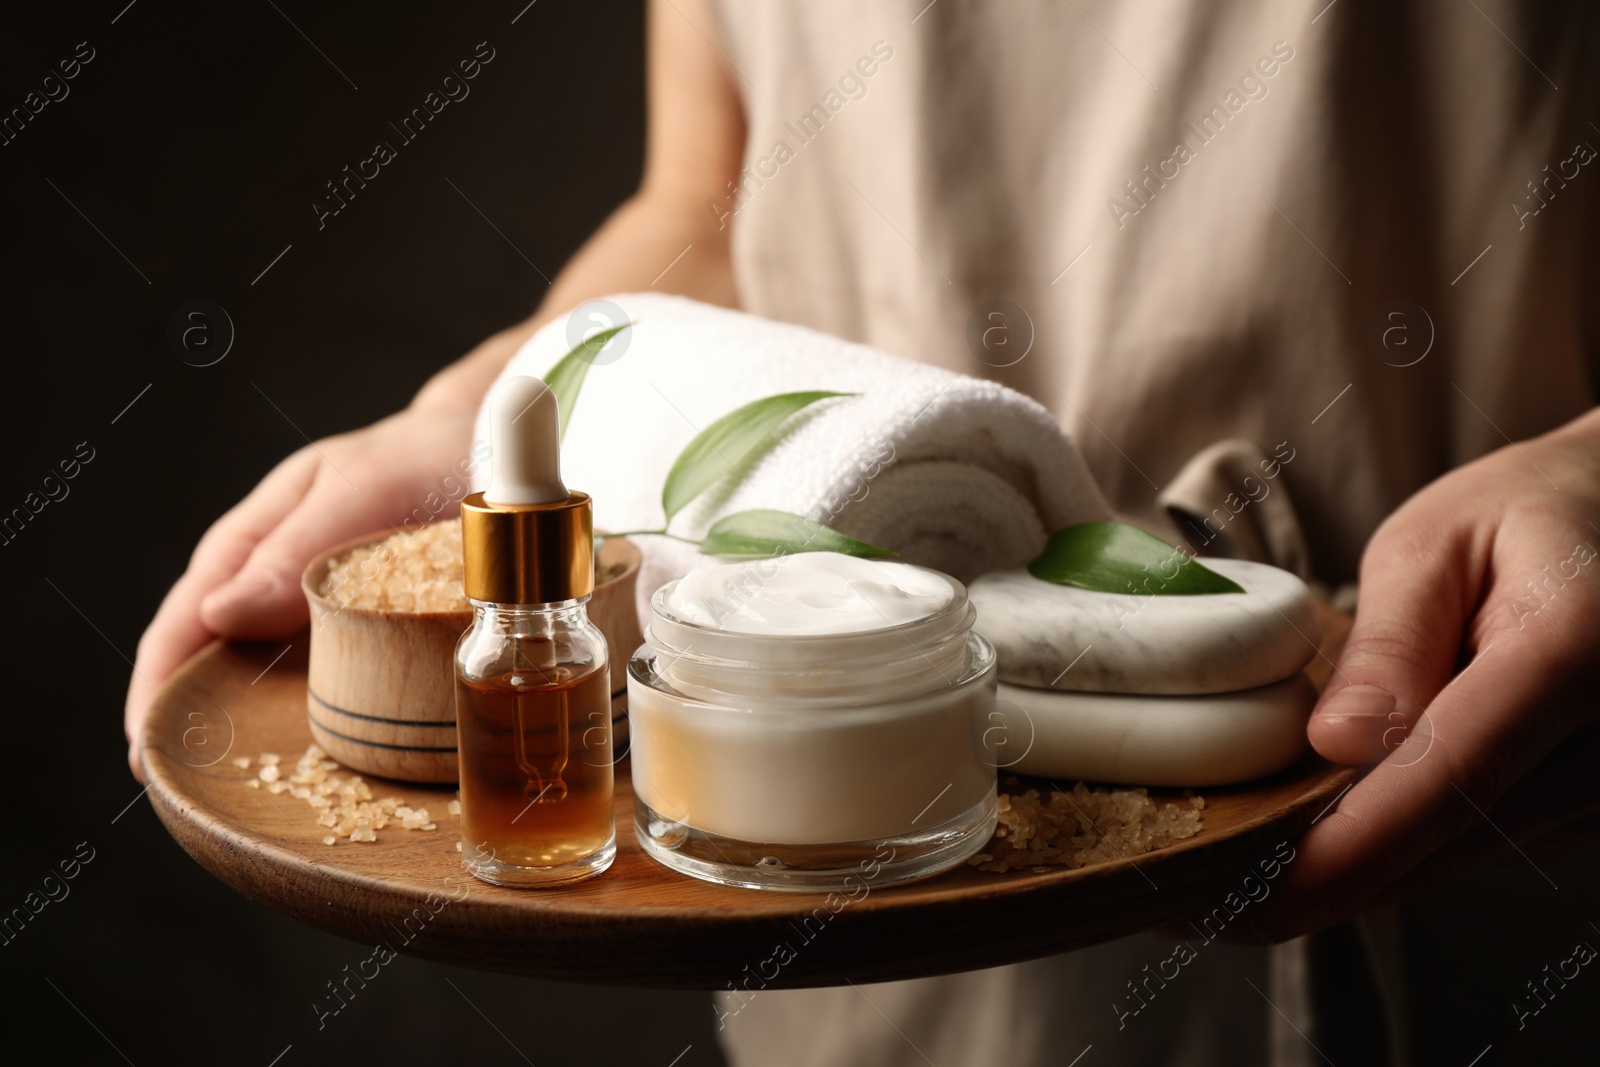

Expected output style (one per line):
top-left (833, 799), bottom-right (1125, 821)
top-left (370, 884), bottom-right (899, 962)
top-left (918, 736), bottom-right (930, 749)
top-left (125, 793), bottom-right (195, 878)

top-left (469, 596), bottom-right (591, 621)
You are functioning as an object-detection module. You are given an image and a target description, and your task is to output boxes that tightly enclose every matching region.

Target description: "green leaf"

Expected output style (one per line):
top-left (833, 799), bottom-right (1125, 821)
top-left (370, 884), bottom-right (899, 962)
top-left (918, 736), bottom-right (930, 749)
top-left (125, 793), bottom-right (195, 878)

top-left (662, 391), bottom-right (853, 521)
top-left (1028, 521), bottom-right (1244, 595)
top-left (699, 509), bottom-right (897, 559)
top-left (543, 322), bottom-right (633, 443)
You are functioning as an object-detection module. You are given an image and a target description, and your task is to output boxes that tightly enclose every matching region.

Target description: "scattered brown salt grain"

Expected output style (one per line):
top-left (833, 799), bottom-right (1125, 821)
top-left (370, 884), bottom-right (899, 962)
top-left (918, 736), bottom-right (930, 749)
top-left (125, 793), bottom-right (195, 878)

top-left (232, 756), bottom-right (251, 769)
top-left (318, 517), bottom-right (627, 614)
top-left (969, 777), bottom-right (1204, 874)
top-left (240, 743), bottom-right (452, 846)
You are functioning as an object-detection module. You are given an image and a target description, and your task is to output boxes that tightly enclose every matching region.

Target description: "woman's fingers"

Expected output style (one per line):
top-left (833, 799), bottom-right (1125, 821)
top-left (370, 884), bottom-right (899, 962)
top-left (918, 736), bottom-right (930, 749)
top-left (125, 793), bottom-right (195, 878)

top-left (124, 449), bottom-right (320, 778)
top-left (200, 468), bottom-right (393, 637)
top-left (197, 449), bottom-right (342, 632)
top-left (1248, 621), bottom-right (1578, 941)
top-left (125, 571), bottom-right (216, 779)
top-left (127, 405), bottom-right (482, 783)
top-left (1368, 717), bottom-right (1600, 908)
top-left (200, 409), bottom-right (475, 637)
top-left (1210, 433), bottom-right (1600, 940)
top-left (1307, 516), bottom-right (1478, 765)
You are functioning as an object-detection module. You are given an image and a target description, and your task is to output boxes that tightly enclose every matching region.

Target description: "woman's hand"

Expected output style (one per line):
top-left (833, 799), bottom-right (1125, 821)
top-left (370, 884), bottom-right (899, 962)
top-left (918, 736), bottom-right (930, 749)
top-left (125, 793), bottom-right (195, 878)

top-left (1249, 408), bottom-right (1600, 939)
top-left (123, 400), bottom-right (478, 779)
top-left (123, 0), bottom-right (749, 779)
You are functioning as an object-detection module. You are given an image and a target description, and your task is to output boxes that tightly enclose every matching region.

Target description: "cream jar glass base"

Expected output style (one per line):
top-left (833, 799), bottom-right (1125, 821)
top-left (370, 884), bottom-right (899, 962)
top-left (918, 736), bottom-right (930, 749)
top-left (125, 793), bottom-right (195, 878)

top-left (634, 792), bottom-right (998, 892)
top-left (626, 636), bottom-right (1000, 845)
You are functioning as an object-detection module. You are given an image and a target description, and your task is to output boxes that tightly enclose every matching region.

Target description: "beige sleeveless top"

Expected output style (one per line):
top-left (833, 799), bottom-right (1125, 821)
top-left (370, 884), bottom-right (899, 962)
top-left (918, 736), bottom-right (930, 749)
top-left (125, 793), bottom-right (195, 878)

top-left (703, 3), bottom-right (1597, 1065)
top-left (708, 0), bottom-right (1599, 585)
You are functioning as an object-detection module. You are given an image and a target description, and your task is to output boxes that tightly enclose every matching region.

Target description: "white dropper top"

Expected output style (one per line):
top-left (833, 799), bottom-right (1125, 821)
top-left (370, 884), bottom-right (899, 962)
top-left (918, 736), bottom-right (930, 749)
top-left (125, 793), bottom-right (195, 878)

top-left (483, 375), bottom-right (568, 505)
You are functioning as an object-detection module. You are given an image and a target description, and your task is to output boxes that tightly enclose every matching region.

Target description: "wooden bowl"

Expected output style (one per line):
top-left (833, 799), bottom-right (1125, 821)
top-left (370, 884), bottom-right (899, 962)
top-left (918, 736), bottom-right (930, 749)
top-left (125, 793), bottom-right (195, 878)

top-left (300, 529), bottom-right (643, 783)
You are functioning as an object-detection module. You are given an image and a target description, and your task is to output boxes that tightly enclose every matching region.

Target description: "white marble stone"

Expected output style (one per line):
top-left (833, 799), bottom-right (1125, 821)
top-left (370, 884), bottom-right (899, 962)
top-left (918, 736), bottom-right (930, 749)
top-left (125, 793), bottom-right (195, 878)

top-left (990, 674), bottom-right (1315, 787)
top-left (969, 557), bottom-right (1321, 694)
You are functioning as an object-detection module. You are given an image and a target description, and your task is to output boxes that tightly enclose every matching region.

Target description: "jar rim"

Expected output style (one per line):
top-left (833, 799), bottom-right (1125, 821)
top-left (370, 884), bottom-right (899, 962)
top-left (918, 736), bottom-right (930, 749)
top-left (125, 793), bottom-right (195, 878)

top-left (647, 567), bottom-right (971, 643)
top-left (643, 566), bottom-right (977, 703)
top-left (630, 631), bottom-right (997, 711)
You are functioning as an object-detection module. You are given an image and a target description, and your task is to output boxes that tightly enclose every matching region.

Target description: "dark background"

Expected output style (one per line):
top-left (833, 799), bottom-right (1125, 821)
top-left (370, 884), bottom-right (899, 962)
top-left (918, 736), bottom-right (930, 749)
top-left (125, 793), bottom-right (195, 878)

top-left (2, 2), bottom-right (724, 1064)
top-left (4, 3), bottom-right (1598, 1066)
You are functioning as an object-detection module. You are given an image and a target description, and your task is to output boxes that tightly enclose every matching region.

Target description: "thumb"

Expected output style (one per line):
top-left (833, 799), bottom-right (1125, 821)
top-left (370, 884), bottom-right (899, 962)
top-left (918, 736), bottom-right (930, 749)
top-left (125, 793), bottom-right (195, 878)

top-left (200, 478), bottom-right (369, 638)
top-left (1308, 521), bottom-right (1478, 764)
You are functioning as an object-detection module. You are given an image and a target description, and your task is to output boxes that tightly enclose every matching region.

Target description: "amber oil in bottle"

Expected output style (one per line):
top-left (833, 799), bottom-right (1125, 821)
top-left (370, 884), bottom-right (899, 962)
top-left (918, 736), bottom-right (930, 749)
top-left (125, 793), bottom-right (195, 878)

top-left (455, 374), bottom-right (615, 887)
top-left (456, 610), bottom-right (614, 882)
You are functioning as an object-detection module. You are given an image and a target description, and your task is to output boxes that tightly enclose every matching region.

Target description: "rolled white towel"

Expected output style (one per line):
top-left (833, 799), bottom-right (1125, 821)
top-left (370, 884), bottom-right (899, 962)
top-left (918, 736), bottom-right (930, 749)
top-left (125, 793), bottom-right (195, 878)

top-left (475, 294), bottom-right (1110, 616)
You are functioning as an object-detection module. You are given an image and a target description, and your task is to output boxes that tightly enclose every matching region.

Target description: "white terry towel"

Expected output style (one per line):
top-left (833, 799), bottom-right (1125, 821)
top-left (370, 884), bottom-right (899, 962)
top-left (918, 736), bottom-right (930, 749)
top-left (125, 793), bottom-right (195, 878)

top-left (474, 294), bottom-right (1111, 617)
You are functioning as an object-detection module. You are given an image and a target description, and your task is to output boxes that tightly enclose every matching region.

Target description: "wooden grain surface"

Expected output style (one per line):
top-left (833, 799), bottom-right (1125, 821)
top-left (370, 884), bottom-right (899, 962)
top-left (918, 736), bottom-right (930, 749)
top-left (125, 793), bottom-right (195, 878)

top-left (143, 604), bottom-right (1355, 989)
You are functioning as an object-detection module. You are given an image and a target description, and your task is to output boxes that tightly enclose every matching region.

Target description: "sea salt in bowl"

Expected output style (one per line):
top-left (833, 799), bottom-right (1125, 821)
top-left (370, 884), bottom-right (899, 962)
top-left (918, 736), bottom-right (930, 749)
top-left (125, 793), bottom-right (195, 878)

top-left (301, 521), bottom-right (641, 783)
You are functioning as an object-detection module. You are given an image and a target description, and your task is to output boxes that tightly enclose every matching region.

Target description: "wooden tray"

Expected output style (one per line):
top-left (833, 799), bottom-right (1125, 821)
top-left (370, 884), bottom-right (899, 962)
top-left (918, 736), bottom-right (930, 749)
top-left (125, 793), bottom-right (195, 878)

top-left (143, 606), bottom-right (1353, 989)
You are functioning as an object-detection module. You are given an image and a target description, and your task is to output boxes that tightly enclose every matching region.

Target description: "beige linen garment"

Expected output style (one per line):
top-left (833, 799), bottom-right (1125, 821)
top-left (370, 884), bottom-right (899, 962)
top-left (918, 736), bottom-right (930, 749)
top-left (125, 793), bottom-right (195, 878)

top-left (702, 1), bottom-right (1600, 1064)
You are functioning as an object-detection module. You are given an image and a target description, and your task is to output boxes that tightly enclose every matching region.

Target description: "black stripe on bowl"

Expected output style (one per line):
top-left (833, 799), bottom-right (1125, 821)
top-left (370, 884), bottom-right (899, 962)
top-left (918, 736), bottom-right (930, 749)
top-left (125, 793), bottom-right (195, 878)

top-left (309, 688), bottom-right (456, 727)
top-left (309, 718), bottom-right (458, 754)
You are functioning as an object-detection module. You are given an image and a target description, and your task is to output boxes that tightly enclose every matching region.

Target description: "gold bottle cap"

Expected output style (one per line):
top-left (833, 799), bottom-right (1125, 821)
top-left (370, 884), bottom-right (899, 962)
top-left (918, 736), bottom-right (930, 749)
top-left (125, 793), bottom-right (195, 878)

top-left (461, 491), bottom-right (594, 604)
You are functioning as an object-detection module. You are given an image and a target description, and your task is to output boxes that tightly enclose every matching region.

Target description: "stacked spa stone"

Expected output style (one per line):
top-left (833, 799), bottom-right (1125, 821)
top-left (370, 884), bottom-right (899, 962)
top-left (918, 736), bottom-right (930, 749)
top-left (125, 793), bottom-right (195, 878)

top-left (968, 558), bottom-right (1322, 787)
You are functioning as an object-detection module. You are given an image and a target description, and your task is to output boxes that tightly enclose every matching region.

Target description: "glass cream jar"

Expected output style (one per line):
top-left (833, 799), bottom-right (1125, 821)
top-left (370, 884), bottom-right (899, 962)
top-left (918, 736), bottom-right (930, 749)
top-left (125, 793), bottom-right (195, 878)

top-left (627, 552), bottom-right (999, 891)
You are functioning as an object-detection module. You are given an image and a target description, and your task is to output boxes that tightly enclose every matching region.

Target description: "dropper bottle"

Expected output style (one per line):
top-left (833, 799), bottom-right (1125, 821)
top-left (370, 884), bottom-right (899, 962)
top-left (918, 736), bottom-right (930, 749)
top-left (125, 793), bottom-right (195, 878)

top-left (456, 375), bottom-right (614, 886)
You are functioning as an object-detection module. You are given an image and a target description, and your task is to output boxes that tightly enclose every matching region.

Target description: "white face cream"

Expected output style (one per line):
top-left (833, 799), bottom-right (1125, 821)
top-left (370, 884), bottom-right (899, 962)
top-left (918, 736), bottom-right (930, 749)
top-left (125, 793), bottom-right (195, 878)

top-left (663, 552), bottom-right (956, 635)
top-left (626, 553), bottom-right (998, 891)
